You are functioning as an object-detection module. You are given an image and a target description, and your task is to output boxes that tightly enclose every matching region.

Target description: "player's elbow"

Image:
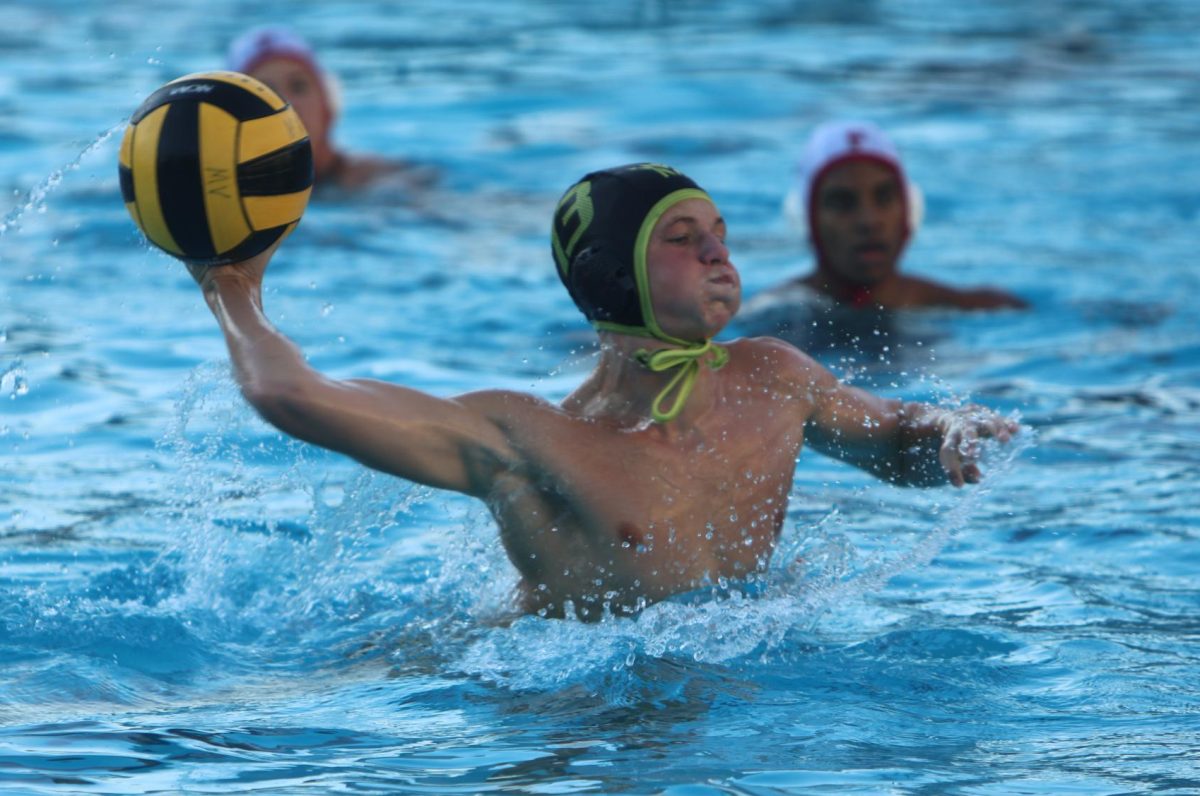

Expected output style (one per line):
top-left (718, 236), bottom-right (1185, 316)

top-left (239, 375), bottom-right (325, 435)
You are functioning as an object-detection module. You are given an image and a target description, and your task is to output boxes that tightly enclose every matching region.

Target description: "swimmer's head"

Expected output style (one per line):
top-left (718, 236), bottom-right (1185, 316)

top-left (553, 163), bottom-right (731, 423)
top-left (784, 121), bottom-right (925, 286)
top-left (226, 26), bottom-right (342, 172)
top-left (551, 163), bottom-right (717, 345)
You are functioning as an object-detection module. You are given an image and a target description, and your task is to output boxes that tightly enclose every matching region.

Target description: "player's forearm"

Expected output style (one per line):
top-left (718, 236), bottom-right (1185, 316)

top-left (201, 274), bottom-right (314, 409)
top-left (890, 402), bottom-right (952, 486)
top-left (806, 396), bottom-right (945, 486)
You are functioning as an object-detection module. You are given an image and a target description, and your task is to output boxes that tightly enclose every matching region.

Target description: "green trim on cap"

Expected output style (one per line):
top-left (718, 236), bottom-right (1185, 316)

top-left (590, 184), bottom-right (729, 424)
top-left (632, 187), bottom-right (712, 345)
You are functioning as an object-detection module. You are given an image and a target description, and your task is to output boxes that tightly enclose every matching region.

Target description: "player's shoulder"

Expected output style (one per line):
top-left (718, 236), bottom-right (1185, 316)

top-left (726, 335), bottom-right (818, 367)
top-left (457, 389), bottom-right (559, 424)
top-left (723, 335), bottom-right (831, 391)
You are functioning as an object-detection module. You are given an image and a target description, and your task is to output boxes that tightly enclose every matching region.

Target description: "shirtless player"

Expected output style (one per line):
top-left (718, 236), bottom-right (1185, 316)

top-left (189, 163), bottom-right (1017, 620)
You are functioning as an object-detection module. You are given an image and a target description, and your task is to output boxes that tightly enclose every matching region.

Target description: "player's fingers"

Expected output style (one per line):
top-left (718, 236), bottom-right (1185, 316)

top-left (958, 424), bottom-right (981, 461)
top-left (940, 435), bottom-right (965, 487)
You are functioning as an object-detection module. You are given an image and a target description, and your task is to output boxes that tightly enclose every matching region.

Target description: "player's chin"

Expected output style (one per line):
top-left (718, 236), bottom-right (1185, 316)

top-left (705, 295), bottom-right (740, 333)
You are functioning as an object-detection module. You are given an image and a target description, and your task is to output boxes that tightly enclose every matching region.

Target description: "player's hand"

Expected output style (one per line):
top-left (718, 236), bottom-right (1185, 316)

top-left (187, 238), bottom-right (284, 291)
top-left (937, 405), bottom-right (1019, 487)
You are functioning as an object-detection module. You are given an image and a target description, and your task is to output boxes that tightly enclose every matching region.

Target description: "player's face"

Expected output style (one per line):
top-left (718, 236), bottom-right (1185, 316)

top-left (812, 159), bottom-right (906, 286)
top-left (250, 57), bottom-right (332, 147)
top-left (646, 198), bottom-right (741, 341)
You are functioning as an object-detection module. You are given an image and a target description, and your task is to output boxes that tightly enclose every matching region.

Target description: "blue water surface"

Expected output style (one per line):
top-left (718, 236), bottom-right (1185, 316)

top-left (2, 1), bottom-right (1199, 793)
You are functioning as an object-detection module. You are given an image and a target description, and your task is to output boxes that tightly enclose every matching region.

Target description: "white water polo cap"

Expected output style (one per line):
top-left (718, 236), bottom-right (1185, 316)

top-left (783, 120), bottom-right (924, 244)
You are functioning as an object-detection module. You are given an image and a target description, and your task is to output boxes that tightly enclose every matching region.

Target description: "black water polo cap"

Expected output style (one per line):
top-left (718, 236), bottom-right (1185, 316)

top-left (550, 163), bottom-right (713, 341)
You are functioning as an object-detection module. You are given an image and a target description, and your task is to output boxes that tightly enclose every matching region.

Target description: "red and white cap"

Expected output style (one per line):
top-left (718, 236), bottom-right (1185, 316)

top-left (783, 120), bottom-right (923, 247)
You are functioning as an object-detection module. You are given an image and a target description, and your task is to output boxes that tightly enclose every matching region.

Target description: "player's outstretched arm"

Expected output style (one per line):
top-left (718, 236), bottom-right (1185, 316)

top-left (189, 243), bottom-right (517, 498)
top-left (799, 355), bottom-right (1017, 486)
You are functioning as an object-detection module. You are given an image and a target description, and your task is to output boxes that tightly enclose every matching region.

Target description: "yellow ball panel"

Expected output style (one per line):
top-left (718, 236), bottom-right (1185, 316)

top-left (198, 103), bottom-right (251, 253)
top-left (118, 124), bottom-right (134, 170)
top-left (237, 109), bottom-right (309, 165)
top-left (244, 187), bottom-right (313, 231)
top-left (129, 104), bottom-right (183, 257)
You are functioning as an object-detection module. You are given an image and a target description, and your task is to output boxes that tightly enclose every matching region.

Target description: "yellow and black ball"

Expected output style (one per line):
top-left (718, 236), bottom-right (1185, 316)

top-left (118, 71), bottom-right (313, 267)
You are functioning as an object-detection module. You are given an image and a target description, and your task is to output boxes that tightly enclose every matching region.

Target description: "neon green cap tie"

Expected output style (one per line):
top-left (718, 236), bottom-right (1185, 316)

top-left (635, 340), bottom-right (729, 423)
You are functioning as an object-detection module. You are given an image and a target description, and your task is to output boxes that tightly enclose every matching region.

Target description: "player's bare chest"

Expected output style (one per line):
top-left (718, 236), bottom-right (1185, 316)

top-left (531, 416), bottom-right (801, 515)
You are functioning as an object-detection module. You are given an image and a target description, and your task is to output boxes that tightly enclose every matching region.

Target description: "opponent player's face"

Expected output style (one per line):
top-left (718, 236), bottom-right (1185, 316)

top-left (646, 198), bottom-right (741, 340)
top-left (250, 57), bottom-right (331, 146)
top-left (813, 159), bottom-right (906, 286)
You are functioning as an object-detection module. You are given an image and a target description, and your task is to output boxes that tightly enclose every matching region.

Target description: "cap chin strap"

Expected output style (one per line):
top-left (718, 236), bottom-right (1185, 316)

top-left (635, 339), bottom-right (729, 423)
top-left (594, 321), bottom-right (729, 424)
top-left (593, 186), bottom-right (730, 423)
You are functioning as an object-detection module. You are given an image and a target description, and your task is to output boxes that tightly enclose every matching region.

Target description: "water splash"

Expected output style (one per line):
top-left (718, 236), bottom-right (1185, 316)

top-left (0, 123), bottom-right (124, 239)
top-left (144, 362), bottom-right (445, 669)
top-left (1, 358), bottom-right (28, 399)
top-left (794, 417), bottom-right (1034, 614)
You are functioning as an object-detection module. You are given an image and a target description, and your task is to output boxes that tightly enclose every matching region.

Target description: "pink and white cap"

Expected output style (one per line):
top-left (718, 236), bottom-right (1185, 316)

top-left (783, 120), bottom-right (923, 247)
top-left (228, 26), bottom-right (320, 77)
top-left (225, 26), bottom-right (341, 117)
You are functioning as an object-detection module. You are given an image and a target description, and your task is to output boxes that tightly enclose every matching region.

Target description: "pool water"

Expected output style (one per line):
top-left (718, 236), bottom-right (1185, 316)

top-left (3, 1), bottom-right (1199, 793)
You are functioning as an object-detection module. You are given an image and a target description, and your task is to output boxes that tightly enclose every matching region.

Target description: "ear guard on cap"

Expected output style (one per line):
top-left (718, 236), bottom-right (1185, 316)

top-left (567, 243), bottom-right (640, 326)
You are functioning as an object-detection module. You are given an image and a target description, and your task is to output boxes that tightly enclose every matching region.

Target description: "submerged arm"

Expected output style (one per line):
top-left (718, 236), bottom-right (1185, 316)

top-left (190, 245), bottom-right (516, 498)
